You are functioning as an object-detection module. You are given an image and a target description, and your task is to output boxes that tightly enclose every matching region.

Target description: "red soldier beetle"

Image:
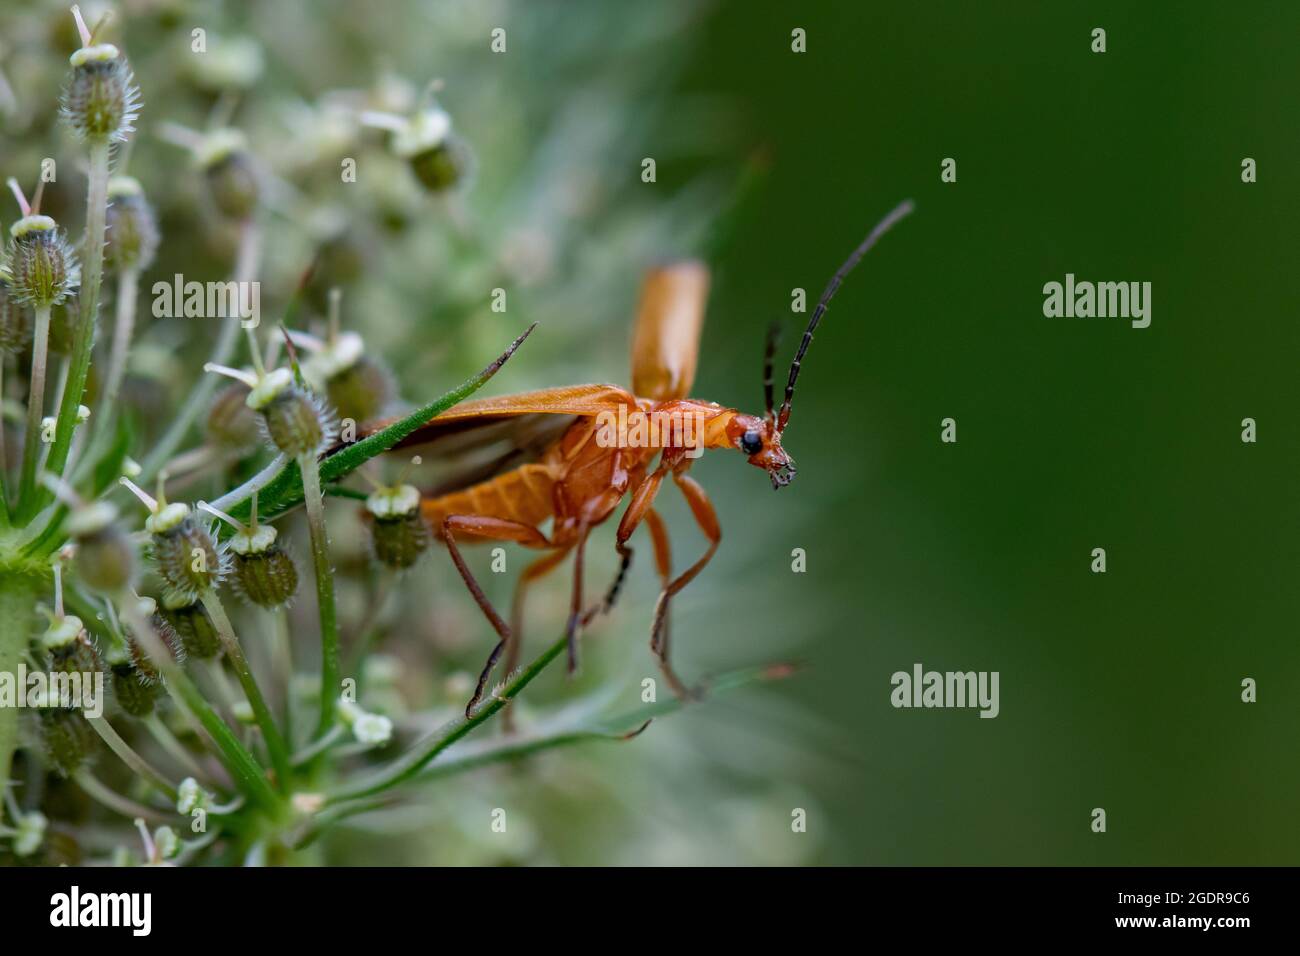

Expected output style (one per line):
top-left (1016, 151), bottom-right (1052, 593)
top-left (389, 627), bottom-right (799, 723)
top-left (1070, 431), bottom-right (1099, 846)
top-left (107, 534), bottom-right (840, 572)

top-left (365, 199), bottom-right (914, 716)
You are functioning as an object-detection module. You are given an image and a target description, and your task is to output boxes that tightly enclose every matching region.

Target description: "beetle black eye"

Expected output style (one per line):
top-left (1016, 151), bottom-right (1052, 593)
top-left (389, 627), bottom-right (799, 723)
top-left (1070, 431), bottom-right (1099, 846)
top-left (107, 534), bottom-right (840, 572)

top-left (740, 429), bottom-right (763, 456)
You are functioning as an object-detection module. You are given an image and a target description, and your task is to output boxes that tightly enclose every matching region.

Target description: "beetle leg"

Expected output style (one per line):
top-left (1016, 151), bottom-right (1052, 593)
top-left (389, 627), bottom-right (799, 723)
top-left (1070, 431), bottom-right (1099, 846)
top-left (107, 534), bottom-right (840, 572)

top-left (598, 546), bottom-right (633, 616)
top-left (602, 456), bottom-right (702, 694)
top-left (593, 461), bottom-right (670, 622)
top-left (642, 505), bottom-right (673, 655)
top-left (650, 470), bottom-right (720, 699)
top-left (501, 547), bottom-right (573, 732)
top-left (442, 514), bottom-right (554, 717)
top-left (581, 504), bottom-right (671, 633)
top-left (565, 522), bottom-right (593, 674)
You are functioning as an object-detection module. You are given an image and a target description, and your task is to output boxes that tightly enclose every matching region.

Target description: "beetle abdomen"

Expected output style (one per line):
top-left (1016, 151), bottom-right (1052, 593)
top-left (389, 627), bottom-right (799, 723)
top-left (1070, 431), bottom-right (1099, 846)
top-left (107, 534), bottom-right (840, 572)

top-left (422, 462), bottom-right (559, 533)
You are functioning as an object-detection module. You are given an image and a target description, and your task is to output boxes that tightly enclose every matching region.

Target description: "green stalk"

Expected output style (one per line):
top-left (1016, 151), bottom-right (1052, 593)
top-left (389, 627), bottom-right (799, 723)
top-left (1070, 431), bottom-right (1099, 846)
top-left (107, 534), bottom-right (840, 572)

top-left (38, 139), bottom-right (111, 515)
top-left (74, 770), bottom-right (169, 823)
top-left (17, 304), bottom-right (51, 511)
top-left (120, 601), bottom-right (279, 814)
top-left (0, 358), bottom-right (10, 525)
top-left (408, 663), bottom-right (785, 784)
top-left (329, 633), bottom-right (569, 803)
top-left (144, 713), bottom-right (210, 782)
top-left (0, 568), bottom-right (41, 788)
top-left (296, 662), bottom-right (790, 849)
top-left (170, 672), bottom-right (277, 812)
top-left (208, 454), bottom-right (288, 514)
top-left (271, 607), bottom-right (294, 739)
top-left (299, 454), bottom-right (340, 738)
top-left (100, 266), bottom-right (139, 415)
top-left (75, 265), bottom-right (138, 479)
top-left (87, 714), bottom-right (177, 801)
top-left (200, 589), bottom-right (291, 789)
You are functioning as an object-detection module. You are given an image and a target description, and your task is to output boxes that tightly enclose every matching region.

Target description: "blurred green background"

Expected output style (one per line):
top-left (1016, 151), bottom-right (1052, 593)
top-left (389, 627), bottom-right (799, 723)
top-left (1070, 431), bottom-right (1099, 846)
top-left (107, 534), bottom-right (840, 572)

top-left (4, 0), bottom-right (1296, 865)
top-left (664, 0), bottom-right (1300, 864)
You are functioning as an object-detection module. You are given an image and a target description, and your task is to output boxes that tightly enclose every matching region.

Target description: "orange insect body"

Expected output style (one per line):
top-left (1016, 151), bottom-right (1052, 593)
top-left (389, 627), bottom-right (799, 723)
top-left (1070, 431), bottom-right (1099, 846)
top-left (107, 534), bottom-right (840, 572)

top-left (420, 391), bottom-right (752, 537)
top-left (380, 201), bottom-right (914, 715)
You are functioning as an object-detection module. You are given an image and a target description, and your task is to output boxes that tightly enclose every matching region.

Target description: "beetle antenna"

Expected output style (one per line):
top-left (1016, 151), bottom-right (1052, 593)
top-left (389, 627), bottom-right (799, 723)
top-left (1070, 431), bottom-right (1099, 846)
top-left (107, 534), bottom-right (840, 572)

top-left (776, 199), bottom-right (913, 433)
top-left (762, 322), bottom-right (781, 423)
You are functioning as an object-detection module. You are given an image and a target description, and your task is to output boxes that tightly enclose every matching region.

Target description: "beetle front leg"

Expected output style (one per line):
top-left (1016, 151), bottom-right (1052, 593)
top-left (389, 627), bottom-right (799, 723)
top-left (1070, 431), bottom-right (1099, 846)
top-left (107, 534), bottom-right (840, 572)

top-left (584, 464), bottom-right (668, 626)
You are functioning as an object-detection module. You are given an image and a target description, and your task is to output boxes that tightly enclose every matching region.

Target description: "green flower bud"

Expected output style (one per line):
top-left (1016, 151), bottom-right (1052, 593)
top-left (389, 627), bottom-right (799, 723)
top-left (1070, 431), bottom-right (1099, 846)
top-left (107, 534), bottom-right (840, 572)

top-left (42, 614), bottom-right (101, 683)
top-left (390, 108), bottom-right (469, 193)
top-left (196, 130), bottom-right (258, 221)
top-left (205, 381), bottom-right (262, 455)
top-left (120, 478), bottom-right (225, 602)
top-left (305, 229), bottom-right (368, 306)
top-left (206, 360), bottom-right (336, 458)
top-left (408, 141), bottom-right (469, 192)
top-left (244, 369), bottom-right (335, 457)
top-left (157, 592), bottom-right (222, 660)
top-left (263, 389), bottom-right (328, 456)
top-left (0, 275), bottom-right (32, 353)
top-left (126, 595), bottom-right (182, 683)
top-left (40, 707), bottom-right (96, 777)
top-left (111, 661), bottom-right (158, 717)
top-left (228, 524), bottom-right (299, 609)
top-left (5, 216), bottom-right (80, 308)
top-left (294, 298), bottom-right (394, 424)
top-left (104, 177), bottom-right (159, 272)
top-left (61, 43), bottom-right (141, 144)
top-left (183, 34), bottom-right (263, 92)
top-left (328, 356), bottom-right (393, 423)
top-left (67, 501), bottom-right (135, 594)
top-left (364, 483), bottom-right (429, 569)
top-left (148, 505), bottom-right (226, 600)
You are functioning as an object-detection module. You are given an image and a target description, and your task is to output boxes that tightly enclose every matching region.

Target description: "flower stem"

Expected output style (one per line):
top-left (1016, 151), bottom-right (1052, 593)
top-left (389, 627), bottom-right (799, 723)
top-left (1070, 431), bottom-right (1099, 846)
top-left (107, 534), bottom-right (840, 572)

top-left (17, 304), bottom-right (51, 512)
top-left (73, 265), bottom-right (139, 480)
top-left (87, 714), bottom-right (177, 801)
top-left (299, 453), bottom-right (340, 738)
top-left (120, 600), bottom-right (279, 813)
top-left (207, 453), bottom-right (287, 513)
top-left (0, 358), bottom-right (10, 524)
top-left (271, 607), bottom-right (294, 739)
top-left (143, 713), bottom-right (210, 783)
top-left (74, 770), bottom-right (169, 823)
top-left (0, 569), bottom-right (41, 788)
top-left (37, 138), bottom-right (110, 516)
top-left (329, 632), bottom-right (569, 803)
top-left (101, 266), bottom-right (139, 412)
top-left (199, 589), bottom-right (292, 790)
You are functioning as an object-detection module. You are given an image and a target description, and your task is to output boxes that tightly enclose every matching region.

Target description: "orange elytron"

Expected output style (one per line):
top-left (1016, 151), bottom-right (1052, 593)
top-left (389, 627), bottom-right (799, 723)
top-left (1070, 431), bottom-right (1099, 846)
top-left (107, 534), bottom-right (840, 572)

top-left (377, 200), bottom-right (913, 715)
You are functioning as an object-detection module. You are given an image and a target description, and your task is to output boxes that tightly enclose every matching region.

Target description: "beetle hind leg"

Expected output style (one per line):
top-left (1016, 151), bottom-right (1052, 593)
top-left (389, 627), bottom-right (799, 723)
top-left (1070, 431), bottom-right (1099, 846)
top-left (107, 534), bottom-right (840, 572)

top-left (649, 472), bottom-right (720, 700)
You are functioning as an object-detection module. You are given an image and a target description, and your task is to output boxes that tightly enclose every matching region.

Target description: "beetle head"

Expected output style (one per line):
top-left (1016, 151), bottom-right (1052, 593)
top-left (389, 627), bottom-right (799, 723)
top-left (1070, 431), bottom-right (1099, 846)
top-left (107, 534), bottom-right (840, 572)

top-left (728, 413), bottom-right (796, 489)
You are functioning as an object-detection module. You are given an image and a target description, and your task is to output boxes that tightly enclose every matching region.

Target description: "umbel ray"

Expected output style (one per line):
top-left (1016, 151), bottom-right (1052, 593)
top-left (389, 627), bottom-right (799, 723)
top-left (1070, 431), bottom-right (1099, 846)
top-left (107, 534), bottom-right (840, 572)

top-left (364, 199), bottom-right (914, 716)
